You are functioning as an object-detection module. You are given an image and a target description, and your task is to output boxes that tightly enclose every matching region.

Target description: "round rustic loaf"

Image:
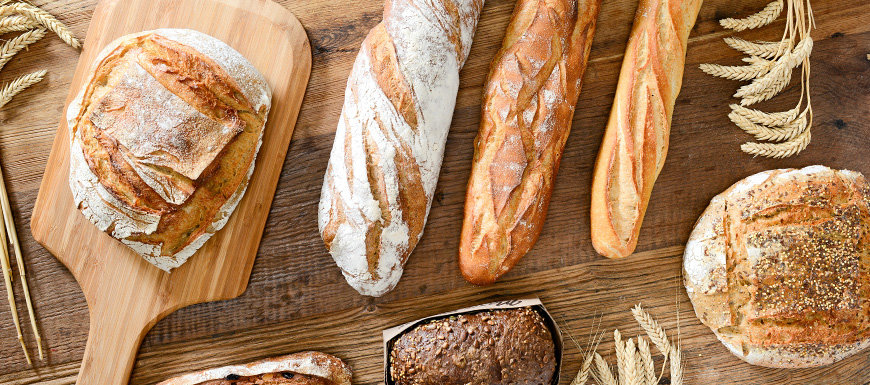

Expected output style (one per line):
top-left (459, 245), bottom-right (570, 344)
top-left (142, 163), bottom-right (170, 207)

top-left (684, 165), bottom-right (870, 368)
top-left (67, 29), bottom-right (271, 271)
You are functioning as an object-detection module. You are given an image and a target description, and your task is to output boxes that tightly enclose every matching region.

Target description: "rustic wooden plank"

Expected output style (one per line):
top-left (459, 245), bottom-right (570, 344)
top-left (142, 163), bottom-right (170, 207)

top-left (0, 0), bottom-right (868, 383)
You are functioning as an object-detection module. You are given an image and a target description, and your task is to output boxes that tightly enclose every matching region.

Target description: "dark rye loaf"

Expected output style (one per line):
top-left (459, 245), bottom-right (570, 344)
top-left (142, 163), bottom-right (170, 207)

top-left (389, 307), bottom-right (556, 385)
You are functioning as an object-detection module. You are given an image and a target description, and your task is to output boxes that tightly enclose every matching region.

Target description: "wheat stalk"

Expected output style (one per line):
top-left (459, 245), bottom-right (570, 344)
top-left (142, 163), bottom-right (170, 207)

top-left (0, 69), bottom-right (45, 107)
top-left (0, 28), bottom-right (46, 71)
top-left (730, 103), bottom-right (800, 127)
top-left (631, 305), bottom-right (672, 358)
top-left (593, 352), bottom-right (619, 385)
top-left (721, 0), bottom-right (784, 31)
top-left (734, 37), bottom-right (810, 105)
top-left (729, 109), bottom-right (807, 142)
top-left (725, 37), bottom-right (790, 59)
top-left (670, 346), bottom-right (684, 385)
top-left (0, 2), bottom-right (80, 48)
top-left (700, 60), bottom-right (774, 81)
top-left (571, 322), bottom-right (605, 385)
top-left (741, 125), bottom-right (811, 157)
top-left (637, 338), bottom-right (655, 385)
top-left (0, 15), bottom-right (36, 34)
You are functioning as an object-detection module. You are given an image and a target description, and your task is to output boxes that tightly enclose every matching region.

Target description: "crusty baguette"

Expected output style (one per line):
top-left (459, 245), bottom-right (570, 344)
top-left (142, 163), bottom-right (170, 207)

top-left (156, 351), bottom-right (352, 385)
top-left (319, 0), bottom-right (485, 296)
top-left (459, 0), bottom-right (602, 285)
top-left (589, 0), bottom-right (703, 259)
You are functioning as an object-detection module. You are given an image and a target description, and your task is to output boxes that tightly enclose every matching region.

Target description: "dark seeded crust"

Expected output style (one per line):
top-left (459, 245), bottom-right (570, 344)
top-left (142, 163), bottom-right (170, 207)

top-left (195, 371), bottom-right (332, 385)
top-left (389, 307), bottom-right (556, 385)
top-left (156, 351), bottom-right (352, 385)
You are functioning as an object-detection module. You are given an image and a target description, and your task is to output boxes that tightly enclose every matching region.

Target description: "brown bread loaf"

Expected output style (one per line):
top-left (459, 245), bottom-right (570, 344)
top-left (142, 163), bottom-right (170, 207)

top-left (459, 0), bottom-right (602, 285)
top-left (684, 166), bottom-right (870, 368)
top-left (589, 0), bottom-right (703, 259)
top-left (156, 351), bottom-right (352, 385)
top-left (389, 307), bottom-right (556, 385)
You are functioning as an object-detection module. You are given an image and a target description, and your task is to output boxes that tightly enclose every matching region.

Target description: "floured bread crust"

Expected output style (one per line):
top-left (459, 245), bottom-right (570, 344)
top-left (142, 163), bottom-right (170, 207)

top-left (67, 29), bottom-right (271, 271)
top-left (155, 351), bottom-right (352, 385)
top-left (684, 165), bottom-right (870, 368)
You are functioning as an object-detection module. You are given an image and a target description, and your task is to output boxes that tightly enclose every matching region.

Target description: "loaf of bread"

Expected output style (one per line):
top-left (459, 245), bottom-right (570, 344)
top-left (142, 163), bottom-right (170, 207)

top-left (459, 0), bottom-right (602, 285)
top-left (684, 166), bottom-right (870, 368)
top-left (318, 0), bottom-right (485, 296)
top-left (389, 307), bottom-right (556, 385)
top-left (67, 29), bottom-right (271, 271)
top-left (156, 351), bottom-right (352, 385)
top-left (590, 0), bottom-right (703, 259)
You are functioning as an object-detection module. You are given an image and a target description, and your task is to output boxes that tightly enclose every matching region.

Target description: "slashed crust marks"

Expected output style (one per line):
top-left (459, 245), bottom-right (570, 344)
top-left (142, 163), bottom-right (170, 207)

top-left (366, 25), bottom-right (417, 130)
top-left (594, 0), bottom-right (702, 259)
top-left (460, 0), bottom-right (601, 284)
top-left (72, 33), bottom-right (265, 256)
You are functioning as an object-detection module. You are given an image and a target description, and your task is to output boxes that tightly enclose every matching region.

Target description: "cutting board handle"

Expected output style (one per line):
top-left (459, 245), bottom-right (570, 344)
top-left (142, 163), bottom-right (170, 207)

top-left (76, 300), bottom-right (157, 385)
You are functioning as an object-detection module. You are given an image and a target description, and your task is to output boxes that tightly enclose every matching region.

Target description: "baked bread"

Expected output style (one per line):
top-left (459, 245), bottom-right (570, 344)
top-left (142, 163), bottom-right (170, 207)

top-left (318, 0), bottom-right (485, 296)
top-left (684, 165), bottom-right (870, 368)
top-left (156, 351), bottom-right (352, 385)
top-left (67, 29), bottom-right (271, 271)
top-left (458, 0), bottom-right (602, 285)
top-left (589, 0), bottom-right (703, 259)
top-left (389, 307), bottom-right (556, 385)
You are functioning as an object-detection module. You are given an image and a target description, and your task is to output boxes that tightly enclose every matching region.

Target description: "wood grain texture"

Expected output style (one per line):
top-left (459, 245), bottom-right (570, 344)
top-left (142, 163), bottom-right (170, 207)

top-left (25, 0), bottom-right (311, 383)
top-left (0, 0), bottom-right (868, 384)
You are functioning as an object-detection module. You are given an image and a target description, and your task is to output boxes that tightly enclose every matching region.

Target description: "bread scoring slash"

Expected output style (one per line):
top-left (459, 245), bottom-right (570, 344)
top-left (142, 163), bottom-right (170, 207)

top-left (67, 29), bottom-right (272, 271)
top-left (318, 0), bottom-right (486, 296)
top-left (684, 165), bottom-right (870, 368)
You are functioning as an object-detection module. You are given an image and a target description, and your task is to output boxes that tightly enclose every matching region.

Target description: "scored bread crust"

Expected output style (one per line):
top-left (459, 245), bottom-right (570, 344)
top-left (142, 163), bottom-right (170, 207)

top-left (67, 29), bottom-right (271, 271)
top-left (318, 0), bottom-right (485, 296)
top-left (155, 351), bottom-right (352, 385)
top-left (458, 0), bottom-right (602, 286)
top-left (684, 165), bottom-right (870, 368)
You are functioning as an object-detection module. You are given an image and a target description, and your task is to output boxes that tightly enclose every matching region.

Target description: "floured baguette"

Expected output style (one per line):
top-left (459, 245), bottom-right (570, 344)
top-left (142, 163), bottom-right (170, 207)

top-left (156, 351), bottom-right (352, 385)
top-left (590, 0), bottom-right (703, 259)
top-left (459, 0), bottom-right (602, 285)
top-left (318, 0), bottom-right (486, 296)
top-left (67, 29), bottom-right (271, 270)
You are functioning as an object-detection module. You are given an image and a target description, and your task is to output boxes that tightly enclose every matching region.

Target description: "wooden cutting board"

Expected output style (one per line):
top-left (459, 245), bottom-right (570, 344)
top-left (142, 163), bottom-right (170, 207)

top-left (28, 0), bottom-right (310, 384)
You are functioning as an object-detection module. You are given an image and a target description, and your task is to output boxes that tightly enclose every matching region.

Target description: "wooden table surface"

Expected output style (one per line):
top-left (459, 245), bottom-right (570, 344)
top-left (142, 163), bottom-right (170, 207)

top-left (0, 0), bottom-right (868, 384)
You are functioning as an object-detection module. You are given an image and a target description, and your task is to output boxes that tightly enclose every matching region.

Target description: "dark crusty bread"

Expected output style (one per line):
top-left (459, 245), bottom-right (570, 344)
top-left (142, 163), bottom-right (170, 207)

top-left (389, 307), bottom-right (556, 385)
top-left (684, 166), bottom-right (870, 368)
top-left (156, 351), bottom-right (352, 385)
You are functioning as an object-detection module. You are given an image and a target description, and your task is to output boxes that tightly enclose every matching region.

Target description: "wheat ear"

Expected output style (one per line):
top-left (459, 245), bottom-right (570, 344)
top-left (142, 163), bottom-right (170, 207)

top-left (741, 125), bottom-right (811, 157)
top-left (0, 15), bottom-right (36, 35)
top-left (729, 110), bottom-right (807, 142)
top-left (638, 337), bottom-right (655, 385)
top-left (700, 60), bottom-right (774, 81)
top-left (736, 37), bottom-right (811, 105)
top-left (721, 0), bottom-right (784, 31)
top-left (571, 325), bottom-right (605, 385)
top-left (0, 69), bottom-right (45, 107)
top-left (633, 348), bottom-right (645, 385)
top-left (730, 103), bottom-right (800, 127)
top-left (669, 346), bottom-right (684, 385)
top-left (0, 3), bottom-right (80, 48)
top-left (593, 352), bottom-right (619, 385)
top-left (631, 305), bottom-right (672, 357)
top-left (725, 37), bottom-right (790, 59)
top-left (0, 28), bottom-right (46, 71)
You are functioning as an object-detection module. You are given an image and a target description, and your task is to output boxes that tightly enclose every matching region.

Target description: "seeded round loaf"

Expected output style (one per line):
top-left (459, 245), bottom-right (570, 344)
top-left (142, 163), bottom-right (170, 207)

top-left (67, 29), bottom-right (271, 270)
top-left (389, 307), bottom-right (556, 385)
top-left (684, 165), bottom-right (870, 368)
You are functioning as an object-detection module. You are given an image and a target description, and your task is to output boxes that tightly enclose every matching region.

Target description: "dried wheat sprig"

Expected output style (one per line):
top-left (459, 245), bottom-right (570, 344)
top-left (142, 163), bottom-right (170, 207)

top-left (593, 352), bottom-right (619, 385)
top-left (0, 15), bottom-right (37, 35)
top-left (735, 37), bottom-right (811, 105)
top-left (0, 69), bottom-right (45, 108)
top-left (0, 3), bottom-right (80, 48)
top-left (631, 305), bottom-right (672, 357)
top-left (725, 37), bottom-right (790, 59)
top-left (620, 336), bottom-right (641, 385)
top-left (0, 28), bottom-right (47, 72)
top-left (700, 60), bottom-right (774, 81)
top-left (0, 207), bottom-right (30, 365)
top-left (638, 337), bottom-right (655, 385)
top-left (730, 103), bottom-right (800, 127)
top-left (633, 348), bottom-right (645, 385)
top-left (729, 109), bottom-right (807, 142)
top-left (741, 124), bottom-right (811, 157)
top-left (613, 330), bottom-right (628, 385)
top-left (669, 346), bottom-right (683, 385)
top-left (721, 0), bottom-right (784, 31)
top-left (571, 323), bottom-right (605, 385)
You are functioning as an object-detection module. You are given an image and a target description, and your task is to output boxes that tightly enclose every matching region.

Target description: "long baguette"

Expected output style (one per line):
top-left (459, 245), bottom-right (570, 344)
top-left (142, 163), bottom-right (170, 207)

top-left (590, 0), bottom-right (703, 259)
top-left (459, 0), bottom-right (602, 285)
top-left (319, 0), bottom-right (485, 296)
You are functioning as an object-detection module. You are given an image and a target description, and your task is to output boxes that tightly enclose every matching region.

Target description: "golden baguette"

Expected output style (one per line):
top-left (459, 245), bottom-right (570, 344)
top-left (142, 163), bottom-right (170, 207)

top-left (590, 0), bottom-right (703, 259)
top-left (459, 0), bottom-right (602, 285)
